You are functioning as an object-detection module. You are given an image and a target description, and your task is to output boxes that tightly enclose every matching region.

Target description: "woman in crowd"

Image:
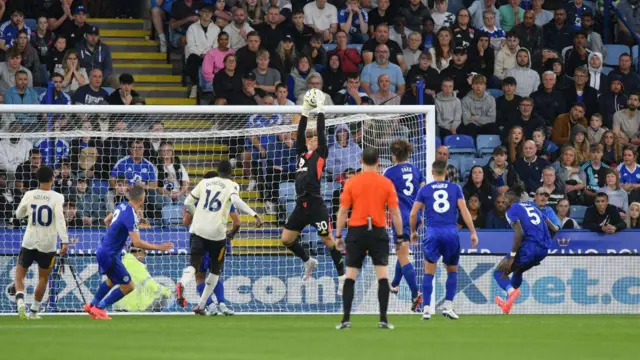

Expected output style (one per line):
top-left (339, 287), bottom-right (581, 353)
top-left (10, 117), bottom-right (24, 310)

top-left (322, 54), bottom-right (346, 100)
top-left (244, 0), bottom-right (264, 25)
top-left (556, 198), bottom-right (580, 229)
top-left (601, 168), bottom-right (629, 220)
top-left (156, 142), bottom-right (190, 204)
top-left (276, 36), bottom-right (298, 81)
top-left (286, 55), bottom-right (319, 102)
top-left (428, 27), bottom-right (454, 73)
top-left (552, 146), bottom-right (586, 204)
top-left (451, 8), bottom-right (474, 49)
top-left (201, 32), bottom-right (234, 85)
top-left (212, 54), bottom-right (242, 104)
top-left (600, 130), bottom-right (623, 166)
top-left (57, 49), bottom-right (88, 93)
top-left (570, 125), bottom-right (590, 165)
top-left (628, 202), bottom-right (640, 229)
top-left (532, 127), bottom-right (559, 163)
top-left (463, 165), bottom-right (498, 214)
top-left (458, 193), bottom-right (484, 229)
top-left (504, 125), bottom-right (524, 164)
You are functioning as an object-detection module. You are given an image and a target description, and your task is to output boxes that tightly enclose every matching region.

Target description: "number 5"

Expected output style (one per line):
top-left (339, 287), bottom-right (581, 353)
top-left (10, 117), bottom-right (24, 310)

top-left (526, 207), bottom-right (540, 225)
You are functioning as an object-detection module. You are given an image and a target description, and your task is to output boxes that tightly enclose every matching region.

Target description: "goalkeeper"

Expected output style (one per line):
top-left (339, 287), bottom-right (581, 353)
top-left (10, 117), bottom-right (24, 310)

top-left (280, 89), bottom-right (346, 294)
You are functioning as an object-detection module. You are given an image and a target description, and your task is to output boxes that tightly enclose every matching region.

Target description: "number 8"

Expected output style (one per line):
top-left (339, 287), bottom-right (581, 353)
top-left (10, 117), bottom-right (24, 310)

top-left (432, 190), bottom-right (450, 213)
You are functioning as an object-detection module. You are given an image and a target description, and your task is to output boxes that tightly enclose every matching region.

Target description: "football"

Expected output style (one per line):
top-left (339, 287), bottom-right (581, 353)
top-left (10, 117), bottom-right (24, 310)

top-left (303, 88), bottom-right (322, 108)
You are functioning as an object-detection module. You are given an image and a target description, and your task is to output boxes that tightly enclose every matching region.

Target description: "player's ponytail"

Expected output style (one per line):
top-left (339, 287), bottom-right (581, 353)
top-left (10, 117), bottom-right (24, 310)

top-left (390, 139), bottom-right (413, 163)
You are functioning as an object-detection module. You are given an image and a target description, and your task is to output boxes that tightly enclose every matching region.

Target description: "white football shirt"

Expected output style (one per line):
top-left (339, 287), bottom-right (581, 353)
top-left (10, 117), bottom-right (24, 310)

top-left (188, 177), bottom-right (241, 241)
top-left (16, 189), bottom-right (69, 253)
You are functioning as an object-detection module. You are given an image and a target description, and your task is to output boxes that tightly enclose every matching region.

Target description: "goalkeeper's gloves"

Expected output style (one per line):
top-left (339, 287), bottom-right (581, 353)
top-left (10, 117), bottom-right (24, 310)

top-left (301, 91), bottom-right (326, 118)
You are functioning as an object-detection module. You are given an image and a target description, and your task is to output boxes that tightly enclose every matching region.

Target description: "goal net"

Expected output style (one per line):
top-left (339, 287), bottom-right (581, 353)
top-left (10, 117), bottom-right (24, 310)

top-left (0, 104), bottom-right (435, 314)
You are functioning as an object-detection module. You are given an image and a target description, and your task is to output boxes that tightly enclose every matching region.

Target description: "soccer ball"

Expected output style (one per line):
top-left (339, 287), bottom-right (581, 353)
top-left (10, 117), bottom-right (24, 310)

top-left (303, 88), bottom-right (322, 108)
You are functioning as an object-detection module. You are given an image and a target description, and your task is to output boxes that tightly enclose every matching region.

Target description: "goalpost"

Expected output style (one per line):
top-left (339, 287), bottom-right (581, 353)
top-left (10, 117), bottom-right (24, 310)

top-left (0, 104), bottom-right (436, 315)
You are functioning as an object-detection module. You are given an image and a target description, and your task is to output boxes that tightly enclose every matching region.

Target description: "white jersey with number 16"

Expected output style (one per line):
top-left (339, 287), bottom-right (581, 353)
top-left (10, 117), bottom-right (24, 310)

top-left (188, 177), bottom-right (241, 241)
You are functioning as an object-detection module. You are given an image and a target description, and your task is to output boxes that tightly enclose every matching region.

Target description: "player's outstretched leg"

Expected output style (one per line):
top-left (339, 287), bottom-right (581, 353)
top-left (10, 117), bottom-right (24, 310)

top-left (493, 264), bottom-right (521, 314)
top-left (396, 243), bottom-right (421, 311)
top-left (320, 235), bottom-right (346, 295)
top-left (91, 281), bottom-right (134, 320)
top-left (282, 230), bottom-right (316, 280)
top-left (195, 281), bottom-right (217, 315)
top-left (195, 272), bottom-right (219, 315)
top-left (87, 280), bottom-right (114, 318)
top-left (442, 266), bottom-right (459, 320)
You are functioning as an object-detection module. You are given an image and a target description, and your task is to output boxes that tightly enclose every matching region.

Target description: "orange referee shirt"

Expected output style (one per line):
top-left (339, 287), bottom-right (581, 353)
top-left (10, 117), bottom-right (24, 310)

top-left (340, 171), bottom-right (399, 227)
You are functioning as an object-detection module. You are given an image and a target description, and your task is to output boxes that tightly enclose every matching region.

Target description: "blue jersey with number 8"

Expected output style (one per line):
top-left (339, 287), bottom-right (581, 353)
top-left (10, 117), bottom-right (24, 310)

top-left (416, 181), bottom-right (463, 229)
top-left (506, 202), bottom-right (552, 249)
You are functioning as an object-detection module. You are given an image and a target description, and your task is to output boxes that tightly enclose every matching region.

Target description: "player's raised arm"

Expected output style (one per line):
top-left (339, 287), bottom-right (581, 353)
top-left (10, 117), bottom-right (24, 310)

top-left (130, 231), bottom-right (173, 252)
top-left (457, 197), bottom-right (478, 248)
top-left (296, 111), bottom-right (308, 153)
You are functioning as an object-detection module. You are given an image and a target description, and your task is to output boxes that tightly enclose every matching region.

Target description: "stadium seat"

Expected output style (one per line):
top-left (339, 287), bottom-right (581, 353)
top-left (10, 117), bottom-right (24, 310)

top-left (285, 201), bottom-right (296, 218)
top-left (34, 87), bottom-right (47, 97)
top-left (90, 180), bottom-right (110, 195)
top-left (487, 88), bottom-right (504, 98)
top-left (444, 134), bottom-right (475, 154)
top-left (476, 134), bottom-right (501, 156)
top-left (633, 45), bottom-right (640, 71)
top-left (570, 205), bottom-right (587, 224)
top-left (25, 19), bottom-right (37, 31)
top-left (162, 204), bottom-right (184, 226)
top-left (603, 44), bottom-right (630, 66)
top-left (103, 87), bottom-right (115, 95)
top-left (323, 44), bottom-right (337, 52)
top-left (435, 136), bottom-right (442, 149)
top-left (460, 157), bottom-right (490, 179)
top-left (601, 66), bottom-right (614, 75)
top-left (321, 182), bottom-right (340, 201)
top-left (447, 156), bottom-right (461, 173)
top-left (279, 182), bottom-right (296, 203)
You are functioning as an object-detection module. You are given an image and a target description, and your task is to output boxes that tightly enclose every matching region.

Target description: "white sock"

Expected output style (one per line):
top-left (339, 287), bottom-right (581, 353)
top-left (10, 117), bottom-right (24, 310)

top-left (198, 273), bottom-right (219, 308)
top-left (180, 266), bottom-right (196, 285)
top-left (443, 300), bottom-right (453, 309)
top-left (16, 292), bottom-right (25, 307)
top-left (158, 33), bottom-right (167, 42)
top-left (507, 287), bottom-right (515, 295)
top-left (31, 301), bottom-right (41, 313)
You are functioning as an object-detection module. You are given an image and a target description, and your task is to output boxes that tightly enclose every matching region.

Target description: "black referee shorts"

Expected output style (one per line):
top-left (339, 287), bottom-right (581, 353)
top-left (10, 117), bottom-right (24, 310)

top-left (284, 197), bottom-right (331, 237)
top-left (190, 234), bottom-right (226, 274)
top-left (345, 226), bottom-right (389, 269)
top-left (18, 247), bottom-right (56, 270)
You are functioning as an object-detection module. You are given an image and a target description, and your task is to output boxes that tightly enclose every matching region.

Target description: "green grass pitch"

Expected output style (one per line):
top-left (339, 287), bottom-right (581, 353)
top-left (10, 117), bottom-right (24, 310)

top-left (1, 315), bottom-right (637, 359)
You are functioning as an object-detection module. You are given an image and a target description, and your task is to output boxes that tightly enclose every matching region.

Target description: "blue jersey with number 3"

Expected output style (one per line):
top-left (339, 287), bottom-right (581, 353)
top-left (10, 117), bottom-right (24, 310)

top-left (416, 181), bottom-right (463, 229)
top-left (98, 202), bottom-right (139, 258)
top-left (384, 163), bottom-right (425, 221)
top-left (506, 202), bottom-right (552, 249)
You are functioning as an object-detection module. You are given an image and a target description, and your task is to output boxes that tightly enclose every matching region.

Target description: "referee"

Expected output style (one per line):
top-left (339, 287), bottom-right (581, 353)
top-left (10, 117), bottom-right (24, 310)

top-left (335, 148), bottom-right (405, 330)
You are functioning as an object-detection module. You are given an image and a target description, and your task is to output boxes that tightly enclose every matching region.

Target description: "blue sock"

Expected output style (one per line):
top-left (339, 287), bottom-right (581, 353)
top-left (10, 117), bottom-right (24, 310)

top-left (511, 272), bottom-right (523, 289)
top-left (196, 283), bottom-right (214, 307)
top-left (445, 272), bottom-right (458, 301)
top-left (401, 263), bottom-right (418, 299)
top-left (214, 281), bottom-right (226, 304)
top-left (91, 281), bottom-right (112, 307)
top-left (391, 261), bottom-right (403, 288)
top-left (493, 270), bottom-right (513, 293)
top-left (98, 287), bottom-right (126, 309)
top-left (422, 273), bottom-right (434, 306)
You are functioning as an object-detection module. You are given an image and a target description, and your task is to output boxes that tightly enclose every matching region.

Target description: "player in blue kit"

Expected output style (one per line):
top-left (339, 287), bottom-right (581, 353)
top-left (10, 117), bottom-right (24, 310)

top-left (410, 160), bottom-right (478, 320)
top-left (383, 139), bottom-right (425, 311)
top-left (85, 186), bottom-right (173, 320)
top-left (494, 186), bottom-right (558, 314)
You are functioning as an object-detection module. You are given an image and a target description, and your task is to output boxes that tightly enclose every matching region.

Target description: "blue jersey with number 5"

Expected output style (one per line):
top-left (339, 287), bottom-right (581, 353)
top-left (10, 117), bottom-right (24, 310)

top-left (98, 202), bottom-right (139, 258)
top-left (506, 202), bottom-right (552, 248)
top-left (416, 181), bottom-right (463, 229)
top-left (384, 163), bottom-right (425, 221)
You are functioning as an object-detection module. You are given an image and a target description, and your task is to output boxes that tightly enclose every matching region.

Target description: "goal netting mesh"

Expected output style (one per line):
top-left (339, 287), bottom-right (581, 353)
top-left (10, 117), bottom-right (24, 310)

top-left (0, 105), bottom-right (435, 314)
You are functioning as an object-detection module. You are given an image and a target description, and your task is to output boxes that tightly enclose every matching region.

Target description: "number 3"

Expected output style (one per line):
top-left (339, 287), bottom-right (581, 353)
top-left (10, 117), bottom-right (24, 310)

top-left (402, 174), bottom-right (414, 196)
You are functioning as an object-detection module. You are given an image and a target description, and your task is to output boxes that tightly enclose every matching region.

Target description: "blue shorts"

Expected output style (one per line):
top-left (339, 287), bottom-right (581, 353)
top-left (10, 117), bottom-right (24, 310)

top-left (424, 227), bottom-right (460, 266)
top-left (96, 252), bottom-right (131, 285)
top-left (509, 242), bottom-right (548, 273)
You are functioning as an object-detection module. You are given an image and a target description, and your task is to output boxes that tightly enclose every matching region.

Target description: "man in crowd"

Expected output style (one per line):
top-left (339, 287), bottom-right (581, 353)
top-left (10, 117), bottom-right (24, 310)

top-left (66, 5), bottom-right (91, 48)
top-left (513, 140), bottom-right (550, 194)
top-left (512, 10), bottom-right (544, 56)
top-left (4, 70), bottom-right (38, 105)
top-left (333, 72), bottom-right (367, 105)
top-left (72, 68), bottom-right (109, 104)
top-left (583, 193), bottom-right (626, 234)
top-left (76, 26), bottom-right (113, 83)
top-left (563, 67), bottom-right (598, 118)
top-left (459, 75), bottom-right (499, 138)
top-left (286, 8), bottom-right (314, 52)
top-left (531, 71), bottom-right (567, 126)
top-left (223, 7), bottom-right (254, 51)
top-left (255, 5), bottom-right (285, 51)
top-left (360, 43), bottom-right (405, 97)
top-left (540, 166), bottom-right (564, 209)
top-left (399, 0), bottom-right (430, 32)
top-left (552, 103), bottom-right (588, 145)
top-left (440, 47), bottom-right (473, 99)
top-left (107, 73), bottom-right (140, 105)
top-left (0, 9), bottom-right (31, 50)
top-left (598, 75), bottom-right (627, 129)
top-left (338, 0), bottom-right (369, 44)
top-left (609, 53), bottom-right (640, 96)
top-left (0, 48), bottom-right (33, 93)
top-left (543, 8), bottom-right (573, 54)
top-left (304, 0), bottom-right (338, 43)
top-left (506, 49), bottom-right (540, 97)
top-left (362, 24), bottom-right (405, 72)
top-left (613, 92), bottom-right (640, 146)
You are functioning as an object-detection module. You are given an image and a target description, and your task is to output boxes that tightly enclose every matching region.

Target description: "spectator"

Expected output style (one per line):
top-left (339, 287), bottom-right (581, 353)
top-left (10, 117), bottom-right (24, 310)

top-left (540, 166), bottom-right (564, 207)
top-left (530, 186), bottom-right (562, 228)
top-left (545, 57), bottom-right (570, 92)
top-left (608, 53), bottom-right (640, 97)
top-left (428, 27), bottom-right (455, 73)
top-left (0, 9), bottom-right (30, 50)
top-left (628, 202), bottom-right (640, 229)
top-left (327, 30), bottom-right (362, 74)
top-left (432, 0), bottom-right (455, 33)
top-left (564, 0), bottom-right (592, 30)
top-left (263, 130), bottom-right (297, 215)
top-left (512, 10), bottom-right (544, 56)
top-left (302, 33), bottom-right (328, 72)
top-left (75, 177), bottom-right (107, 227)
top-left (286, 55), bottom-right (319, 102)
top-left (371, 74), bottom-right (401, 105)
top-left (440, 46), bottom-right (473, 99)
top-left (244, 0), bottom-right (264, 26)
top-left (295, 73), bottom-right (333, 105)
top-left (225, 70), bottom-right (264, 106)
top-left (274, 83), bottom-right (295, 106)
top-left (458, 193), bottom-right (485, 229)
top-left (600, 130), bottom-right (623, 166)
top-left (405, 52), bottom-right (440, 95)
top-left (493, 31), bottom-right (519, 81)
top-left (145, 121), bottom-right (165, 163)
top-left (31, 16), bottom-right (55, 75)
top-left (531, 71), bottom-right (567, 126)
top-left (398, 0), bottom-right (429, 32)
top-left (275, 35), bottom-right (297, 80)
top-left (556, 198), bottom-right (579, 228)
top-left (463, 165), bottom-right (498, 214)
top-left (483, 145), bottom-right (522, 194)
top-left (532, 127), bottom-right (559, 163)
top-left (436, 145), bottom-right (461, 183)
top-left (360, 43), bottom-right (405, 96)
top-left (552, 103), bottom-right (588, 145)
top-left (0, 48), bottom-right (33, 93)
top-left (72, 68), bottom-right (109, 104)
top-left (617, 148), bottom-right (640, 201)
top-left (598, 76), bottom-right (627, 129)
top-left (212, 54), bottom-right (242, 104)
top-left (48, 36), bottom-right (67, 75)
top-left (532, 0), bottom-right (553, 27)
top-left (363, 24), bottom-right (405, 71)
top-left (460, 74), bottom-right (498, 138)
top-left (201, 32), bottom-right (234, 85)
top-left (543, 8), bottom-right (573, 54)
top-left (0, 123), bottom-right (32, 176)
top-left (401, 74), bottom-right (436, 105)
top-left (452, 8), bottom-right (475, 49)
top-left (326, 124), bottom-right (362, 179)
top-left (468, 31), bottom-right (495, 80)
top-left (583, 192), bottom-right (626, 233)
top-left (587, 113), bottom-right (605, 146)
top-left (367, 0), bottom-right (391, 36)
top-left (469, 0), bottom-right (501, 29)
top-left (510, 97), bottom-right (545, 140)
top-left (338, 0), bottom-right (368, 44)
top-left (168, 0), bottom-right (202, 50)
top-left (56, 49), bottom-right (87, 93)
top-left (14, 30), bottom-right (42, 86)
top-left (157, 141), bottom-right (190, 204)
top-left (102, 119), bottom-right (131, 169)
top-left (505, 49), bottom-right (539, 97)
top-left (76, 26), bottom-right (113, 83)
top-left (580, 12), bottom-right (602, 54)
top-left (304, 0), bottom-right (338, 43)
top-left (552, 145), bottom-right (585, 203)
top-left (66, 5), bottom-right (90, 49)
top-left (255, 5), bottom-right (286, 52)
top-left (286, 8), bottom-right (314, 53)
top-left (4, 70), bottom-right (38, 105)
top-left (184, 5), bottom-right (219, 98)
top-left (0, 169), bottom-right (16, 225)
top-left (479, 10), bottom-right (506, 52)
top-left (48, 0), bottom-right (78, 37)
top-left (107, 73), bottom-right (139, 105)
top-left (15, 148), bottom-right (42, 195)
top-left (513, 139), bottom-right (550, 193)
top-left (69, 119), bottom-right (106, 179)
top-left (562, 30), bottom-right (590, 79)
top-left (223, 7), bottom-right (254, 51)
top-left (505, 125), bottom-right (525, 163)
top-left (321, 54), bottom-right (345, 99)
top-left (581, 143), bottom-right (609, 204)
top-left (236, 31), bottom-right (264, 75)
top-left (485, 193), bottom-right (511, 228)
top-left (435, 77), bottom-right (462, 138)
top-left (106, 175), bottom-right (129, 215)
top-left (403, 32), bottom-right (422, 72)
top-left (63, 200), bottom-right (84, 228)
top-left (613, 92), bottom-right (640, 146)
top-left (253, 49), bottom-right (282, 95)
top-left (617, 0), bottom-right (640, 46)
top-left (54, 158), bottom-right (75, 196)
top-left (420, 16), bottom-right (436, 51)
top-left (498, 0), bottom-right (524, 32)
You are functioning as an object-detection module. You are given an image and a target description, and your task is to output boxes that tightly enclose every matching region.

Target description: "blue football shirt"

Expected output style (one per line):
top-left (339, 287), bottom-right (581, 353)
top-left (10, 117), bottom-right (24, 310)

top-left (416, 181), bottom-right (463, 229)
top-left (98, 202), bottom-right (139, 258)
top-left (506, 202), bottom-right (552, 248)
top-left (384, 163), bottom-right (425, 220)
top-left (617, 164), bottom-right (640, 184)
top-left (111, 156), bottom-right (158, 185)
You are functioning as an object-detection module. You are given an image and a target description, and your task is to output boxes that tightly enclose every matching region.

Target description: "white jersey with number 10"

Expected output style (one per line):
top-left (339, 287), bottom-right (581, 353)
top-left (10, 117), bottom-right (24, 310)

top-left (188, 177), bottom-right (240, 241)
top-left (15, 189), bottom-right (69, 253)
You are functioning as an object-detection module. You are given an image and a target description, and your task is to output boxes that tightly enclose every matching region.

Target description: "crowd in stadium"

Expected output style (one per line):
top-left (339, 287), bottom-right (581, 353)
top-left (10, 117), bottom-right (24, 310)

top-left (1, 0), bottom-right (640, 234)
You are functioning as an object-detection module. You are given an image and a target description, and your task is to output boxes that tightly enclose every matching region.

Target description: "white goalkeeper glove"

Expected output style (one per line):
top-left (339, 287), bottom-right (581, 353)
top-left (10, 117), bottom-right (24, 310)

top-left (302, 91), bottom-right (326, 118)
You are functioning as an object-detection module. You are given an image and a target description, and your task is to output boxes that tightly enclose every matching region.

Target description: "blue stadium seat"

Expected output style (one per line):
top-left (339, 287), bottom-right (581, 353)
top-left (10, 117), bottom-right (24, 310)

top-left (25, 19), bottom-right (37, 31)
top-left (476, 134), bottom-right (501, 156)
top-left (570, 205), bottom-right (587, 224)
top-left (603, 44), bottom-right (630, 66)
top-left (460, 157), bottom-right (490, 179)
top-left (487, 88), bottom-right (504, 98)
top-left (103, 87), bottom-right (115, 95)
top-left (285, 201), bottom-right (296, 218)
top-left (323, 44), bottom-right (337, 52)
top-left (435, 136), bottom-right (442, 149)
top-left (601, 66), bottom-right (614, 75)
top-left (321, 182), bottom-right (340, 201)
top-left (279, 182), bottom-right (296, 203)
top-left (449, 153), bottom-right (473, 175)
top-left (444, 134), bottom-right (475, 154)
top-left (162, 204), bottom-right (184, 226)
top-left (90, 180), bottom-right (110, 195)
top-left (34, 87), bottom-right (47, 97)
